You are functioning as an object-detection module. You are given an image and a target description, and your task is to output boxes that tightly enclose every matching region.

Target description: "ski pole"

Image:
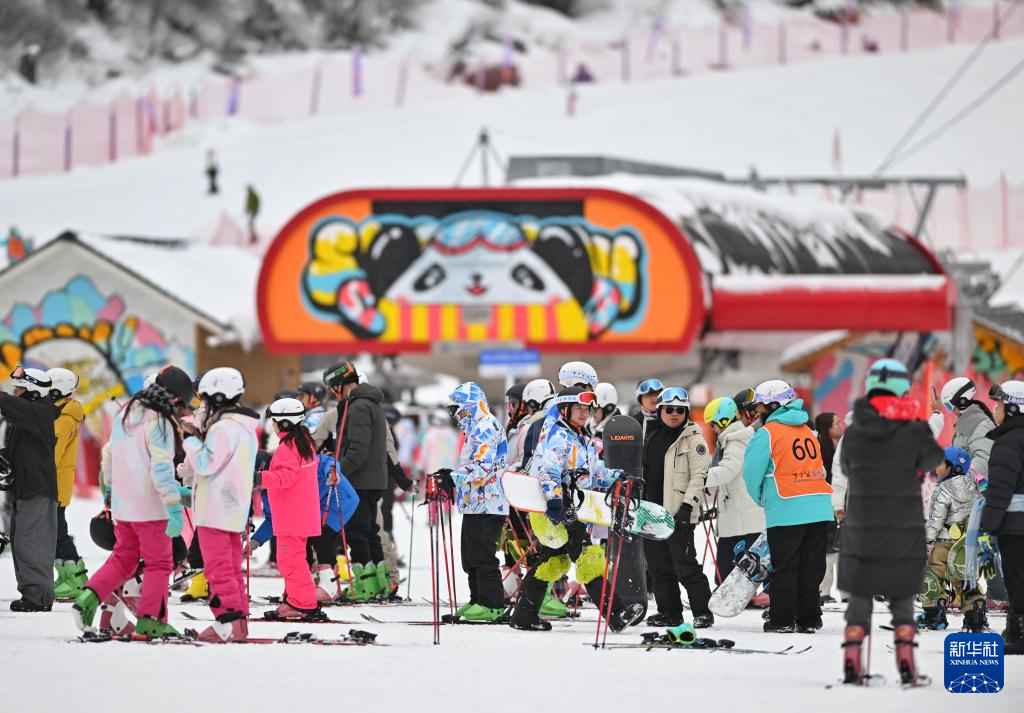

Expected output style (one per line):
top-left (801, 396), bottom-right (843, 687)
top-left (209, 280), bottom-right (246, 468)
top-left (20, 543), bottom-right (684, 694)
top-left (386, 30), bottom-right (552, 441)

top-left (445, 499), bottom-right (458, 613)
top-left (404, 489), bottom-right (417, 602)
top-left (439, 499), bottom-right (456, 616)
top-left (244, 517), bottom-right (252, 605)
top-left (594, 479), bottom-right (622, 648)
top-left (427, 481), bottom-right (441, 644)
top-left (601, 479), bottom-right (633, 649)
top-left (333, 485), bottom-right (356, 597)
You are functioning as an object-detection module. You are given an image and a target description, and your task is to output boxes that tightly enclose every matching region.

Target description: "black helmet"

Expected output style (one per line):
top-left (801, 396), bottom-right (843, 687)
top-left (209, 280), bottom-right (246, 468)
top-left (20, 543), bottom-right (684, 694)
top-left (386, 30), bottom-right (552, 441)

top-left (323, 361), bottom-right (359, 389)
top-left (156, 366), bottom-right (195, 406)
top-left (555, 386), bottom-right (598, 420)
top-left (384, 405), bottom-right (401, 424)
top-left (734, 387), bottom-right (756, 415)
top-left (506, 383), bottom-right (526, 401)
top-left (90, 510), bottom-right (116, 551)
top-left (297, 381), bottom-right (327, 403)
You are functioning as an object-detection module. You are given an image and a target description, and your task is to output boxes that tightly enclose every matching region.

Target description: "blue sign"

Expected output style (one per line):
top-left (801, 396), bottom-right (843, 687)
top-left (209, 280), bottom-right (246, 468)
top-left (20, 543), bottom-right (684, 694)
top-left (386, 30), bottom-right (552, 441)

top-left (944, 633), bottom-right (1004, 693)
top-left (479, 349), bottom-right (541, 378)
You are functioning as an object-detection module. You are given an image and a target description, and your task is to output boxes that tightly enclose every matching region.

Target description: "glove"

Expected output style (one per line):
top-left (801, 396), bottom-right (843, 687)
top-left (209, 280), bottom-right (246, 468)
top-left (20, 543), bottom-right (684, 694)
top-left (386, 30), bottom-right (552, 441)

top-left (178, 486), bottom-right (193, 508)
top-left (165, 503), bottom-right (184, 538)
top-left (546, 498), bottom-right (565, 525)
top-left (675, 503), bottom-right (693, 528)
top-left (253, 468), bottom-right (263, 488)
top-left (978, 534), bottom-right (997, 579)
top-left (432, 469), bottom-right (456, 499)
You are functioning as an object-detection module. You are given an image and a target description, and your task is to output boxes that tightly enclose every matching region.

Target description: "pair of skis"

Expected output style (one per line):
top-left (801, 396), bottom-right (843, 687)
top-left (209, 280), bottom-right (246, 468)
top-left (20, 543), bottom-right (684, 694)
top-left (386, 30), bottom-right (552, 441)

top-left (77, 629), bottom-right (381, 647)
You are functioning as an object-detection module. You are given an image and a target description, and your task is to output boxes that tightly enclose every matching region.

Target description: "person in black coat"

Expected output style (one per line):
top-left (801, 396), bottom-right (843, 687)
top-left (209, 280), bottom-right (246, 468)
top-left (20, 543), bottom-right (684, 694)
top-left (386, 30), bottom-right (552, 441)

top-left (1, 367), bottom-right (60, 611)
top-left (983, 381), bottom-right (1024, 655)
top-left (837, 359), bottom-right (943, 684)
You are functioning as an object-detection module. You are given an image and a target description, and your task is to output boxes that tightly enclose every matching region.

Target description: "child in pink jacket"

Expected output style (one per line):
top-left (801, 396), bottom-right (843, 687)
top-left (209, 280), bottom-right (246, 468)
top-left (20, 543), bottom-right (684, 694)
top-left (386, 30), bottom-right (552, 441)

top-left (257, 398), bottom-right (323, 619)
top-left (181, 367), bottom-right (258, 643)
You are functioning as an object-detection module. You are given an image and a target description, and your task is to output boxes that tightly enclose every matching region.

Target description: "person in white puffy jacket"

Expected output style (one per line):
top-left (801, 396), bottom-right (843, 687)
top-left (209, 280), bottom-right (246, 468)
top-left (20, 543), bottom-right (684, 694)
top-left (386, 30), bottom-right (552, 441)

top-left (703, 397), bottom-right (764, 582)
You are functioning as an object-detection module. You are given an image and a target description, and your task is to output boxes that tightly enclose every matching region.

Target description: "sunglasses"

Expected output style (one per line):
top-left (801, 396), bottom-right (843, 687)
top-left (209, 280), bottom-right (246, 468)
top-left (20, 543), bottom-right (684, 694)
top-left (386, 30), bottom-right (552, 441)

top-left (661, 406), bottom-right (688, 415)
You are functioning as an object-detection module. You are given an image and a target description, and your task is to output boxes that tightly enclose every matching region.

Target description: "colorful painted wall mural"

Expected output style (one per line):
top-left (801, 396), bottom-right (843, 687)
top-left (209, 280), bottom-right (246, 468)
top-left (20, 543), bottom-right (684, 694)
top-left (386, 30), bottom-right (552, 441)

top-left (1, 274), bottom-right (195, 433)
top-left (973, 324), bottom-right (1024, 381)
top-left (259, 188), bottom-right (705, 353)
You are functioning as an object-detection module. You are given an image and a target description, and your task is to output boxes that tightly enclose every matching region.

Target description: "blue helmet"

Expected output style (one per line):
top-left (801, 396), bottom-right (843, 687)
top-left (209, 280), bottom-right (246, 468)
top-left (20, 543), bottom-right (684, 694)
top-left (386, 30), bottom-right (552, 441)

top-left (864, 358), bottom-right (911, 397)
top-left (943, 446), bottom-right (971, 476)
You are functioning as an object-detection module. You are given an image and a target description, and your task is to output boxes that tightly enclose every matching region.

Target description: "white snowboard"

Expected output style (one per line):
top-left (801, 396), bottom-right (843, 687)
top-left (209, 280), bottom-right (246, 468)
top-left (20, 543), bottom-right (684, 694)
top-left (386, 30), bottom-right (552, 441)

top-left (708, 532), bottom-right (771, 618)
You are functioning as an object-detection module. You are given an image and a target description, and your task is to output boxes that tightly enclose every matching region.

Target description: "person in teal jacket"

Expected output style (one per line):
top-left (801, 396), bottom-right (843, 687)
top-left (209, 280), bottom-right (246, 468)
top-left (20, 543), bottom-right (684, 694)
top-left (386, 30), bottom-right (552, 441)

top-left (743, 379), bottom-right (834, 633)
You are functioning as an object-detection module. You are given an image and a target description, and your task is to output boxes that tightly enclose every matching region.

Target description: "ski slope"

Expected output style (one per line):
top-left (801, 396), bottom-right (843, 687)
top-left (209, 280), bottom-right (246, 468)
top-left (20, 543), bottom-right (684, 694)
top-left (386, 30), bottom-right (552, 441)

top-left (1, 495), bottom-right (1020, 712)
top-left (1, 36), bottom-right (1022, 246)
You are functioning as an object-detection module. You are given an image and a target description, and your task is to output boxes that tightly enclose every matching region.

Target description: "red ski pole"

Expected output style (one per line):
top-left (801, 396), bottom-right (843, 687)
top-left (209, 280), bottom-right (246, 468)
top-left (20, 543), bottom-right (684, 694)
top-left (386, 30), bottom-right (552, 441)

top-left (601, 479), bottom-right (632, 649)
top-left (594, 480), bottom-right (622, 648)
top-left (333, 485), bottom-right (356, 598)
top-left (439, 499), bottom-right (456, 616)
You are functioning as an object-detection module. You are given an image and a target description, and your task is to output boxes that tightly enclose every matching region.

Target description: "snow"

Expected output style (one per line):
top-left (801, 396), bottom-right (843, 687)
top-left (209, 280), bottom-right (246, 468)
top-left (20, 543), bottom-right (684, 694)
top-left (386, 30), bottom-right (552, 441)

top-left (780, 330), bottom-right (852, 366)
top-left (1, 494), bottom-right (1021, 712)
top-left (73, 233), bottom-right (262, 344)
top-left (2, 36), bottom-right (1023, 249)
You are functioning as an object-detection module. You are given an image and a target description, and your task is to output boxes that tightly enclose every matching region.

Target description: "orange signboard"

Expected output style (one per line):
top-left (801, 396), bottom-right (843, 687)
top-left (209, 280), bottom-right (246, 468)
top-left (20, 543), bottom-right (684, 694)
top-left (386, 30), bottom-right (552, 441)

top-left (257, 188), bottom-right (705, 353)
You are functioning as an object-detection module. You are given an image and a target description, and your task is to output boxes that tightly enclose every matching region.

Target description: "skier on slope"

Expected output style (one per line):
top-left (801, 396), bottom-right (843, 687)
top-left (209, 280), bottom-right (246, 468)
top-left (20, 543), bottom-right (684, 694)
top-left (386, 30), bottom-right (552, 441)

top-left (47, 368), bottom-right (89, 601)
top-left (72, 367), bottom-right (195, 637)
top-left (180, 367), bottom-right (259, 643)
top-left (837, 358), bottom-right (944, 685)
top-left (918, 446), bottom-right (983, 631)
top-left (253, 398), bottom-right (323, 621)
top-left (742, 379), bottom-right (834, 634)
top-left (703, 396), bottom-right (764, 583)
top-left (641, 387), bottom-right (714, 628)
top-left (509, 386), bottom-right (644, 632)
top-left (983, 380), bottom-right (1024, 655)
top-left (441, 382), bottom-right (510, 622)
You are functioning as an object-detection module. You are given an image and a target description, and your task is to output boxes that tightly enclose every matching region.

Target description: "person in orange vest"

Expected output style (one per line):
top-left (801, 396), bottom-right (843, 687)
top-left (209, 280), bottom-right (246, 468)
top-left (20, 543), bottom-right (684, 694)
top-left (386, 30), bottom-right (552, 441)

top-left (742, 379), bottom-right (834, 634)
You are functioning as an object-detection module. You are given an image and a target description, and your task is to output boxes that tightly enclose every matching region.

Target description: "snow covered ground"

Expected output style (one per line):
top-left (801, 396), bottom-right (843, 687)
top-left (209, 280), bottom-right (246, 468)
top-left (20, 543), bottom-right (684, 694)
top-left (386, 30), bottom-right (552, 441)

top-left (2, 36), bottom-right (1023, 249)
top-left (1, 494), bottom-right (1021, 711)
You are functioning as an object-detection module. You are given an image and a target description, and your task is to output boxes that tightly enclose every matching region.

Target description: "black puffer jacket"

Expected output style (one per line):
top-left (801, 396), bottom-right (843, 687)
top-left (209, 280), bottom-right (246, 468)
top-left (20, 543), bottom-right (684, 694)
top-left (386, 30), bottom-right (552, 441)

top-left (838, 396), bottom-right (944, 598)
top-left (0, 392), bottom-right (59, 501)
top-left (315, 384), bottom-right (388, 491)
top-left (982, 416), bottom-right (1024, 535)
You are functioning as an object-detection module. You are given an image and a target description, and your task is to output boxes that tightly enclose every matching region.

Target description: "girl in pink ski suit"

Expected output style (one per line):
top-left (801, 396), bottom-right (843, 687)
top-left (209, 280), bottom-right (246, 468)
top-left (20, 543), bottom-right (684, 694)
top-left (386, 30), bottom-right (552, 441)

top-left (258, 398), bottom-right (322, 618)
top-left (180, 367), bottom-right (258, 642)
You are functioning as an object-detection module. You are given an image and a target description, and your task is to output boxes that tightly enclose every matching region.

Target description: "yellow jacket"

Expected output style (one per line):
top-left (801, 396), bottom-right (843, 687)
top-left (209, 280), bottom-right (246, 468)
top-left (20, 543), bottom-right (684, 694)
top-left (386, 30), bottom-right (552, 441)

top-left (54, 397), bottom-right (85, 506)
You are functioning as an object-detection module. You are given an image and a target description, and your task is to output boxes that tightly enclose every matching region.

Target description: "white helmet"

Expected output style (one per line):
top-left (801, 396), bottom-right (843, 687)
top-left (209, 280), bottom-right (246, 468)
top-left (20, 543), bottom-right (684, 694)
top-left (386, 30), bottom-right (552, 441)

top-left (10, 366), bottom-right (51, 400)
top-left (558, 361), bottom-right (598, 390)
top-left (266, 397), bottom-right (305, 426)
top-left (197, 367), bottom-right (245, 406)
top-left (595, 382), bottom-right (618, 409)
top-left (523, 379), bottom-right (556, 409)
top-left (753, 379), bottom-right (797, 411)
top-left (941, 377), bottom-right (975, 413)
top-left (46, 367), bottom-right (79, 398)
top-left (989, 380), bottom-right (1024, 418)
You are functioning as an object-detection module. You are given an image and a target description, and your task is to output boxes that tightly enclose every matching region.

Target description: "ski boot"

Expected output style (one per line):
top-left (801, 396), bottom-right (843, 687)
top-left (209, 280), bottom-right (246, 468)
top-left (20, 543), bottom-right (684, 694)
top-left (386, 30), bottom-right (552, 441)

top-left (373, 562), bottom-right (392, 600)
top-left (55, 559), bottom-right (88, 600)
top-left (136, 617), bottom-right (181, 639)
top-left (441, 601), bottom-right (475, 623)
top-left (841, 625), bottom-right (867, 684)
top-left (181, 571), bottom-right (209, 602)
top-left (916, 602), bottom-right (948, 630)
top-left (763, 620), bottom-right (796, 633)
top-left (1003, 611), bottom-right (1024, 656)
top-left (609, 602), bottom-right (646, 632)
top-left (98, 596), bottom-right (136, 635)
top-left (692, 611), bottom-right (715, 629)
top-left (53, 560), bottom-right (71, 596)
top-left (197, 612), bottom-right (247, 643)
top-left (893, 624), bottom-right (926, 685)
top-left (796, 615), bottom-right (822, 634)
top-left (509, 617), bottom-right (552, 631)
top-left (315, 564), bottom-right (339, 603)
top-left (10, 598), bottom-right (51, 612)
top-left (962, 599), bottom-right (990, 633)
top-left (539, 583), bottom-right (570, 618)
top-left (342, 563), bottom-right (377, 603)
top-left (72, 588), bottom-right (101, 632)
top-left (646, 612), bottom-right (684, 627)
top-left (459, 604), bottom-right (508, 623)
top-left (271, 598), bottom-right (324, 621)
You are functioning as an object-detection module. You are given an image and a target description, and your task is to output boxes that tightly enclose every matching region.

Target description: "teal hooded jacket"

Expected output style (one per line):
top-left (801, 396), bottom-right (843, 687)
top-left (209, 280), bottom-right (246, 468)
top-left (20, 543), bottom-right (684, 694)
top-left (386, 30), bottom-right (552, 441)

top-left (742, 399), bottom-right (835, 528)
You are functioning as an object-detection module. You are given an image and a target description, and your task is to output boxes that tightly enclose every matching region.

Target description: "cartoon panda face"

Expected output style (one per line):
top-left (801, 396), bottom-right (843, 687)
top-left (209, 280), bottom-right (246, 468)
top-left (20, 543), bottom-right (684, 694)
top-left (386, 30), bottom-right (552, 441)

top-left (384, 217), bottom-right (572, 306)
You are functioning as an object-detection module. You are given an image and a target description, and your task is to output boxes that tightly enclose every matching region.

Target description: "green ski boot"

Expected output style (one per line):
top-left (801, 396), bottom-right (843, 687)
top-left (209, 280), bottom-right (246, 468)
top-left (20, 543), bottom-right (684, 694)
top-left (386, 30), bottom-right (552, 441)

top-left (135, 617), bottom-right (181, 639)
top-left (343, 564), bottom-right (377, 603)
top-left (460, 604), bottom-right (507, 623)
top-left (55, 559), bottom-right (88, 600)
top-left (539, 583), bottom-right (570, 618)
top-left (72, 588), bottom-right (101, 633)
top-left (374, 562), bottom-right (393, 600)
top-left (53, 561), bottom-right (72, 597)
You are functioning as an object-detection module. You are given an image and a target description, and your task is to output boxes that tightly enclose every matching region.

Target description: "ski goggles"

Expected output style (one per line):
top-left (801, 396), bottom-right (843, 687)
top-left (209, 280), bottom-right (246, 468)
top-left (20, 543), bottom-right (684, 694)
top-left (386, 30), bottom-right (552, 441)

top-left (10, 365), bottom-right (49, 388)
top-left (635, 378), bottom-right (664, 398)
top-left (657, 387), bottom-right (690, 410)
top-left (989, 383), bottom-right (1024, 405)
top-left (555, 391), bottom-right (598, 409)
top-left (666, 622), bottom-right (697, 645)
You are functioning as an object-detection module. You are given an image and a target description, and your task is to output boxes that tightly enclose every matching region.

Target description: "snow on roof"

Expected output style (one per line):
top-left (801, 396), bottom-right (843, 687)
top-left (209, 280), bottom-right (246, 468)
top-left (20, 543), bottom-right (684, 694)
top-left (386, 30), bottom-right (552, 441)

top-left (517, 173), bottom-right (940, 277)
top-left (74, 233), bottom-right (261, 345)
top-left (779, 329), bottom-right (852, 368)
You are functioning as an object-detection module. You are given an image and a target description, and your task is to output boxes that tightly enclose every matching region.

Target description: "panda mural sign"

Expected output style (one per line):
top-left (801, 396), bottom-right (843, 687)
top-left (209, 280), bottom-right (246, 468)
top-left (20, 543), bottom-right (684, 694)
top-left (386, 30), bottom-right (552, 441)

top-left (258, 188), bottom-right (705, 353)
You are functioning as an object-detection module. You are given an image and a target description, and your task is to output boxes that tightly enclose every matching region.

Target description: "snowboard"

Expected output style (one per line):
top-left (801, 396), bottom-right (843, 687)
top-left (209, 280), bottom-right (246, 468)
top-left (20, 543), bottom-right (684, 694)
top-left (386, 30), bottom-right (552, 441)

top-left (601, 415), bottom-right (649, 623)
top-left (501, 475), bottom-right (674, 540)
top-left (708, 532), bottom-right (771, 618)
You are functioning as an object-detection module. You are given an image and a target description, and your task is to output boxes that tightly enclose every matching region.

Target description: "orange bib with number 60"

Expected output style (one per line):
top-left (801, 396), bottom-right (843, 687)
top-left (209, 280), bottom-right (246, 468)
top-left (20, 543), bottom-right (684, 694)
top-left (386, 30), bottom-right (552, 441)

top-left (763, 422), bottom-right (832, 499)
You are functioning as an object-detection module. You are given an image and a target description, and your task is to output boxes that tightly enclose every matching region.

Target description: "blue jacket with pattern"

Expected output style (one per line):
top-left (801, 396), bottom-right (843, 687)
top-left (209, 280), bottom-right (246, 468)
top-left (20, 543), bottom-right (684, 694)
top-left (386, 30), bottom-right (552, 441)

top-left (529, 418), bottom-right (618, 502)
top-left (450, 382), bottom-right (509, 516)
